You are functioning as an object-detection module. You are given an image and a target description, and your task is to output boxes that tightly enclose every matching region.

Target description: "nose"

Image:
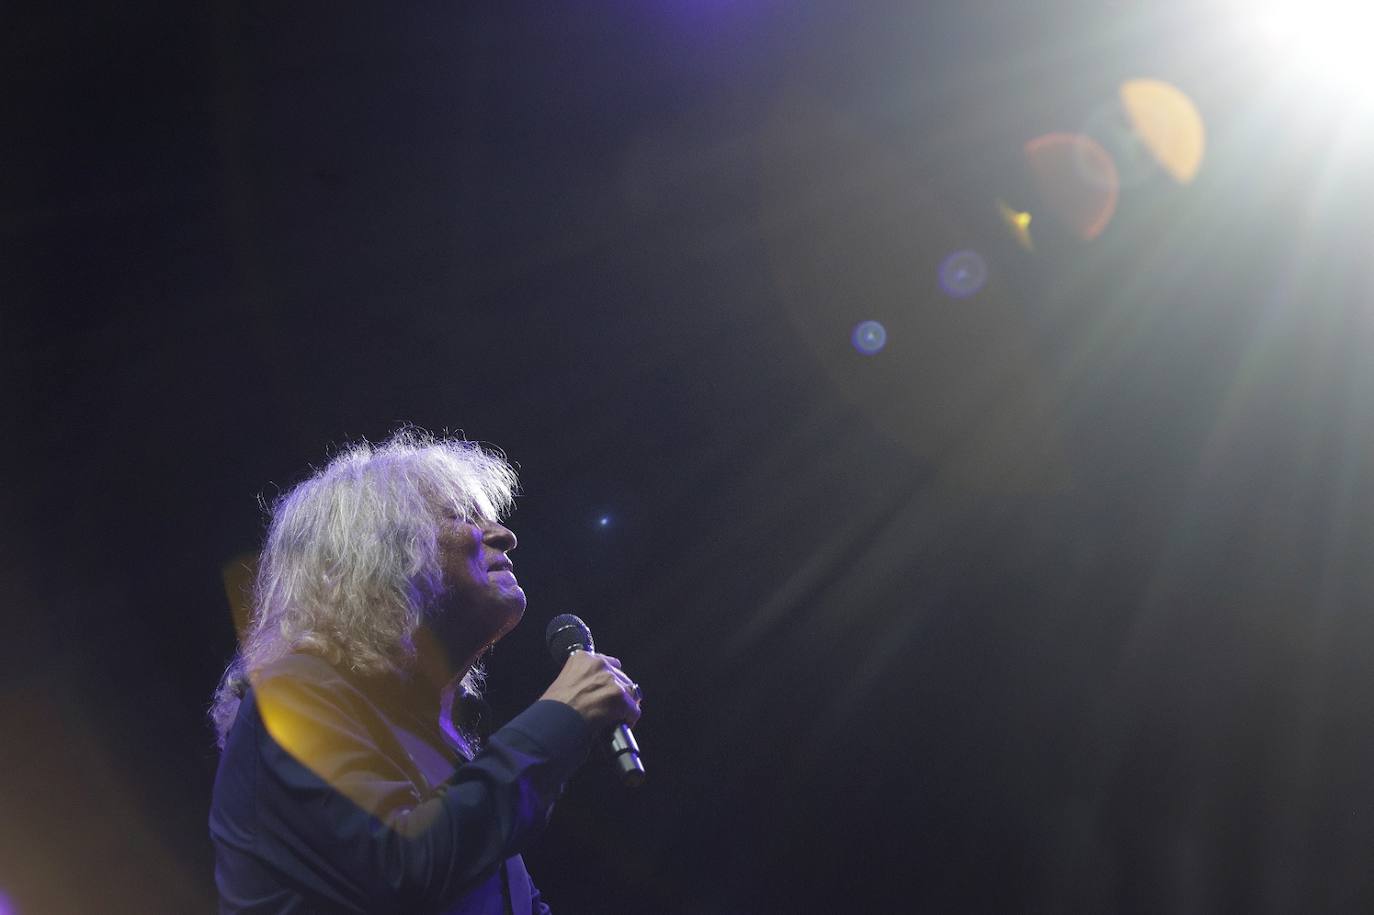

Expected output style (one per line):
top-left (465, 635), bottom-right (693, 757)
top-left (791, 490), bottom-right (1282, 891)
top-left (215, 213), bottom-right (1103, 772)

top-left (482, 521), bottom-right (517, 552)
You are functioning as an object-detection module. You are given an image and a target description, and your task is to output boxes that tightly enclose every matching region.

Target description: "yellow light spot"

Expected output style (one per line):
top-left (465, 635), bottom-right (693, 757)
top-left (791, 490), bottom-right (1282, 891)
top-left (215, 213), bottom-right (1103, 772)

top-left (221, 553), bottom-right (258, 641)
top-left (998, 200), bottom-right (1034, 251)
top-left (1119, 79), bottom-right (1206, 185)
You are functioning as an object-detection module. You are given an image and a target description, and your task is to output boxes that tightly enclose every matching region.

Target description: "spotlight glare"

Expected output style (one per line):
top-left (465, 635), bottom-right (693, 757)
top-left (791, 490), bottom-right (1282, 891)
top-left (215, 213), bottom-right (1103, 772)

top-left (1244, 0), bottom-right (1374, 97)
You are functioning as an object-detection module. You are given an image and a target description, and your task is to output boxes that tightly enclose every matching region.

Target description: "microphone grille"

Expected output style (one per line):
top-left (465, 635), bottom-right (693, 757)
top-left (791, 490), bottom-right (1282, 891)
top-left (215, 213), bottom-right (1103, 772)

top-left (546, 613), bottom-right (594, 660)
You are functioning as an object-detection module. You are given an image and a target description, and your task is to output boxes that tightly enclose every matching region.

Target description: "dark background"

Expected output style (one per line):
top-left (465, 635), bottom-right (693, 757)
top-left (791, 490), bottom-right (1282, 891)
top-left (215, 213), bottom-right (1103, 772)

top-left (7, 2), bottom-right (1374, 912)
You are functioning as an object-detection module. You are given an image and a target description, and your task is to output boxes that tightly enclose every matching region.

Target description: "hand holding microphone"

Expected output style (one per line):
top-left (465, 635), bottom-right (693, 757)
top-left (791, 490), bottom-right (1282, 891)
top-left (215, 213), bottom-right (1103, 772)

top-left (542, 614), bottom-right (646, 787)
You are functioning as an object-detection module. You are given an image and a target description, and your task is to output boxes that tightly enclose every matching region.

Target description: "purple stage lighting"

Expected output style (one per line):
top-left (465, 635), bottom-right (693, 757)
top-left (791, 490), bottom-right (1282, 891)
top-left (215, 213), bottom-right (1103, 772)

top-left (851, 320), bottom-right (887, 355)
top-left (939, 250), bottom-right (988, 299)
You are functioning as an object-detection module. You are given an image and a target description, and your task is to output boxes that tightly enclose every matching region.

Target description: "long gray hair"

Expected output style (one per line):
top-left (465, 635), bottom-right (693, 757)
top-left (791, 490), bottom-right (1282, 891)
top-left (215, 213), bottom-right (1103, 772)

top-left (210, 429), bottom-right (518, 747)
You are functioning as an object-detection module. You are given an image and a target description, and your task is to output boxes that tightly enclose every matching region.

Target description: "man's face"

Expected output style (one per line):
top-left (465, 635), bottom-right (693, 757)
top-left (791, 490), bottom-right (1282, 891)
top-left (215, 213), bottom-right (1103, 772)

top-left (434, 516), bottom-right (527, 653)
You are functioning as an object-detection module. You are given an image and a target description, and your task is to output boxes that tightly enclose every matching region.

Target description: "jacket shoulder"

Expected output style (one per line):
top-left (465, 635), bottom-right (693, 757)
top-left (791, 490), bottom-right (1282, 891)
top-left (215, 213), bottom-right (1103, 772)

top-left (253, 652), bottom-right (349, 688)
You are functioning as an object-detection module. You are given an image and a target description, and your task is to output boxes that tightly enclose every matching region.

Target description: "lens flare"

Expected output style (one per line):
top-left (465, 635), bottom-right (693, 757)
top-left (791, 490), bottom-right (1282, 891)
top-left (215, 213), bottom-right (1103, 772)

top-left (1079, 101), bottom-right (1159, 190)
top-left (1024, 133), bottom-right (1119, 241)
top-left (851, 320), bottom-right (888, 355)
top-left (939, 250), bottom-right (989, 299)
top-left (757, 102), bottom-right (1066, 492)
top-left (1118, 79), bottom-right (1205, 185)
top-left (997, 201), bottom-right (1034, 251)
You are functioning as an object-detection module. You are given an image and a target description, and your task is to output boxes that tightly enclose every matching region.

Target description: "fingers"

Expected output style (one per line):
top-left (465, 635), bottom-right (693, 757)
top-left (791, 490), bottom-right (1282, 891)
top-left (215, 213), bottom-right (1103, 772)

top-left (618, 682), bottom-right (643, 726)
top-left (544, 651), bottom-right (643, 728)
top-left (610, 668), bottom-right (641, 703)
top-left (626, 675), bottom-right (640, 725)
top-left (618, 674), bottom-right (643, 727)
top-left (592, 654), bottom-right (644, 723)
top-left (576, 653), bottom-right (628, 688)
top-left (541, 648), bottom-right (643, 725)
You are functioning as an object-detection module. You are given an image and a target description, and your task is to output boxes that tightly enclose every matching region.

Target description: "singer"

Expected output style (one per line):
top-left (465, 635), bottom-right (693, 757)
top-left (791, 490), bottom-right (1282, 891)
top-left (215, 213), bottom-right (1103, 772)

top-left (207, 430), bottom-right (643, 914)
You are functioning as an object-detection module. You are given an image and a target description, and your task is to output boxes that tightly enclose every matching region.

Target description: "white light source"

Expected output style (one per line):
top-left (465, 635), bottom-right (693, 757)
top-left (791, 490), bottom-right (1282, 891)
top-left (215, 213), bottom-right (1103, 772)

top-left (1246, 0), bottom-right (1374, 96)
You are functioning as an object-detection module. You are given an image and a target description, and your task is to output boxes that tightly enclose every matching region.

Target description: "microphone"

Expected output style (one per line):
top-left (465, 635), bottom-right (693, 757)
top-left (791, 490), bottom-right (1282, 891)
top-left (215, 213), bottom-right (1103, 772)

top-left (545, 613), bottom-right (646, 788)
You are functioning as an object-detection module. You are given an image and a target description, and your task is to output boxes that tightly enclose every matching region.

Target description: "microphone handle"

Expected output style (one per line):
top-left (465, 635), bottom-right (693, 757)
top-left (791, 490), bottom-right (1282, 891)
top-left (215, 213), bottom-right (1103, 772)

top-left (552, 634), bottom-right (646, 788)
top-left (610, 723), bottom-right (646, 788)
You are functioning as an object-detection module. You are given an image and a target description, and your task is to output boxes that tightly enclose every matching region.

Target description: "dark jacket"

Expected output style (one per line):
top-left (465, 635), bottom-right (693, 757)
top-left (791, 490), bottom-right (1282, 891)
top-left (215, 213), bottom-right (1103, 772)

top-left (210, 653), bottom-right (594, 914)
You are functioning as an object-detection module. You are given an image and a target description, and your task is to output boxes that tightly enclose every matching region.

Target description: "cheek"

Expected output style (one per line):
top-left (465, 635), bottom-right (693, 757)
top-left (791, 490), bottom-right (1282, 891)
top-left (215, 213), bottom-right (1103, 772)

top-left (438, 541), bottom-right (484, 591)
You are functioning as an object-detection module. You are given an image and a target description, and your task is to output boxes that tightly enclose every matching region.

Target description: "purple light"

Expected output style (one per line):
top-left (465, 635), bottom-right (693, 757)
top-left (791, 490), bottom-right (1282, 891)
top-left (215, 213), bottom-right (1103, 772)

top-left (851, 320), bottom-right (887, 355)
top-left (938, 250), bottom-right (989, 299)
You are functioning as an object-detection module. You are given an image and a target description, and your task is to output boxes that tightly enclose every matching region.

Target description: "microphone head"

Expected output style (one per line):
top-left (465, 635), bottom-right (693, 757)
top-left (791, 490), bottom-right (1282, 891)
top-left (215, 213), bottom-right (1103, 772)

top-left (546, 613), bottom-right (594, 661)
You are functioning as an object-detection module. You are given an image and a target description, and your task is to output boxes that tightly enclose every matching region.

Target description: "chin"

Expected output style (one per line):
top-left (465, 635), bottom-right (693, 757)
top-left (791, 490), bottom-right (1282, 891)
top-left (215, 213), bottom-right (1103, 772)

top-left (495, 593), bottom-right (528, 638)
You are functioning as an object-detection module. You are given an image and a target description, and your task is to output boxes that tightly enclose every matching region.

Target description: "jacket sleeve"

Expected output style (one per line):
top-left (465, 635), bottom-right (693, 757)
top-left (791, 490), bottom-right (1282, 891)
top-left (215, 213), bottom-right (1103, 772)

top-left (526, 868), bottom-right (552, 915)
top-left (243, 668), bottom-right (592, 912)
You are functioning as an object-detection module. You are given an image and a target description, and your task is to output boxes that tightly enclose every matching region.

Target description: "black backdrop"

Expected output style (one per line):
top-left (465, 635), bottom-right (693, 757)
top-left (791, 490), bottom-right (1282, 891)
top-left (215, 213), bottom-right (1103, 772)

top-left (8, 3), bottom-right (1374, 912)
